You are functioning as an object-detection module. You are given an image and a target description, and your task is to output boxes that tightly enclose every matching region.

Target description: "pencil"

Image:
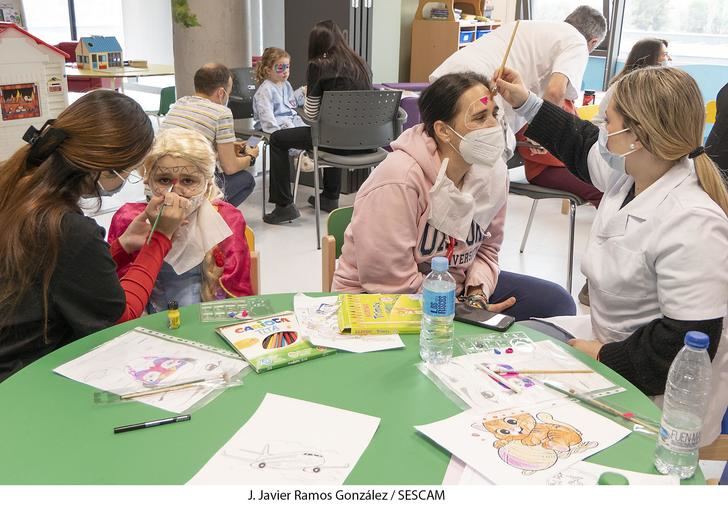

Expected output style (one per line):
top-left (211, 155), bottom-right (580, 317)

top-left (145, 183), bottom-right (174, 245)
top-left (493, 369), bottom-right (594, 375)
top-left (496, 20), bottom-right (521, 81)
top-left (476, 364), bottom-right (523, 394)
top-left (543, 381), bottom-right (659, 433)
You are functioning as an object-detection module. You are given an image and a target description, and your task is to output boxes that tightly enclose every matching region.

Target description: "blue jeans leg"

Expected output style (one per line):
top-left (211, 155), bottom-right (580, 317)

top-left (215, 169), bottom-right (256, 207)
top-left (489, 270), bottom-right (576, 321)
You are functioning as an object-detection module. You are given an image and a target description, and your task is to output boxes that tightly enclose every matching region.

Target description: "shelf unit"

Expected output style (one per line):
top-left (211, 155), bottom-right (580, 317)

top-left (410, 0), bottom-right (501, 82)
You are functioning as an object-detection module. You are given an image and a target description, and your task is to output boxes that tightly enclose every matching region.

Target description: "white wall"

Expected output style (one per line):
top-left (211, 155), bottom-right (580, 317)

top-left (121, 0), bottom-right (174, 65)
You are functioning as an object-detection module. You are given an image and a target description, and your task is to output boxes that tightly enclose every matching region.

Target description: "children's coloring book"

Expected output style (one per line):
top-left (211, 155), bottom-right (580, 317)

top-left (294, 294), bottom-right (404, 353)
top-left (188, 393), bottom-right (380, 485)
top-left (216, 311), bottom-right (335, 372)
top-left (416, 399), bottom-right (631, 485)
top-left (53, 327), bottom-right (247, 413)
top-left (442, 456), bottom-right (679, 485)
top-left (424, 340), bottom-right (623, 411)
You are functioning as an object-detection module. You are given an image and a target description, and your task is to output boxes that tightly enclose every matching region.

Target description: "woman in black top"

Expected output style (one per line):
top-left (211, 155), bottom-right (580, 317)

top-left (264, 20), bottom-right (372, 224)
top-left (707, 82), bottom-right (728, 178)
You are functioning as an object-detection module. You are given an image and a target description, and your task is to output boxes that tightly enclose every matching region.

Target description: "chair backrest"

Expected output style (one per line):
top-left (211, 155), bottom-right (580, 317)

top-left (576, 104), bottom-right (600, 121)
top-left (244, 225), bottom-right (255, 251)
top-left (327, 206), bottom-right (354, 259)
top-left (158, 86), bottom-right (176, 116)
top-left (315, 90), bottom-right (403, 150)
top-left (55, 42), bottom-right (78, 63)
top-left (229, 67), bottom-right (257, 120)
top-left (244, 225), bottom-right (259, 295)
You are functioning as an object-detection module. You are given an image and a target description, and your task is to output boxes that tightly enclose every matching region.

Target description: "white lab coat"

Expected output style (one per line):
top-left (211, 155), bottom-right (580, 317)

top-left (545, 147), bottom-right (728, 445)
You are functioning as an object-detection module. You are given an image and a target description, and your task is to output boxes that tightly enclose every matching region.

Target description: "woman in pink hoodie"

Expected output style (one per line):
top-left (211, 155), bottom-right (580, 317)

top-left (332, 73), bottom-right (575, 320)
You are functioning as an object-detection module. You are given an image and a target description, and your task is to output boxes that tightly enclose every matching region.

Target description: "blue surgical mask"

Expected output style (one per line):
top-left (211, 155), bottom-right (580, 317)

top-left (597, 124), bottom-right (639, 172)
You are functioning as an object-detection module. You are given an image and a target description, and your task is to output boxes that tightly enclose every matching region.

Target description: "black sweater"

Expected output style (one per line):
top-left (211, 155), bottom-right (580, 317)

top-left (0, 212), bottom-right (125, 382)
top-left (706, 82), bottom-right (728, 178)
top-left (524, 100), bottom-right (722, 396)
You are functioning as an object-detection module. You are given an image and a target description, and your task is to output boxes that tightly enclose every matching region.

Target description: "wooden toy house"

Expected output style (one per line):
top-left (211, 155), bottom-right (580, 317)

top-left (0, 22), bottom-right (68, 160)
top-left (75, 35), bottom-right (123, 70)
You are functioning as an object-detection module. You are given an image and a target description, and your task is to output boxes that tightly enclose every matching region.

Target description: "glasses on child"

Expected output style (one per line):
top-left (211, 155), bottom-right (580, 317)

top-left (274, 64), bottom-right (290, 73)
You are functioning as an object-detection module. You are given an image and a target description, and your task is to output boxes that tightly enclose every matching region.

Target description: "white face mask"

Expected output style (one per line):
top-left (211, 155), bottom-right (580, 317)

top-left (446, 124), bottom-right (505, 167)
top-left (597, 124), bottom-right (640, 173)
top-left (428, 157), bottom-right (508, 241)
top-left (184, 192), bottom-right (207, 216)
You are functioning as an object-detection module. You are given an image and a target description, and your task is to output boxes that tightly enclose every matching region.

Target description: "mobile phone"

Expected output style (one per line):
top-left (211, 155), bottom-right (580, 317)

top-left (246, 136), bottom-right (262, 148)
top-left (454, 303), bottom-right (515, 332)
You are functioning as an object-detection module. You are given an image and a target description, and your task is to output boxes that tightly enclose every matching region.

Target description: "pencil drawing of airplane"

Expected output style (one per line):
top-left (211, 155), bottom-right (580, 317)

top-left (222, 444), bottom-right (350, 473)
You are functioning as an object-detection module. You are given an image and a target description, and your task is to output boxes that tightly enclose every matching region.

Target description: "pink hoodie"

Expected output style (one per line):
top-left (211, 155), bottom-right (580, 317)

top-left (332, 124), bottom-right (506, 296)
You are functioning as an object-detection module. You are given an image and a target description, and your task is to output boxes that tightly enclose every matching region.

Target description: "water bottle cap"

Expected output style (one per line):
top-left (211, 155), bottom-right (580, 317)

top-left (431, 256), bottom-right (449, 272)
top-left (684, 331), bottom-right (709, 349)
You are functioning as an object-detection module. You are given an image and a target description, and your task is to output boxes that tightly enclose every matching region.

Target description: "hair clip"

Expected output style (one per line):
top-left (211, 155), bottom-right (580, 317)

top-left (22, 119), bottom-right (55, 146)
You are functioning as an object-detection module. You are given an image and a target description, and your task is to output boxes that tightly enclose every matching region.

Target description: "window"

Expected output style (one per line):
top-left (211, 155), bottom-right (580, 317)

top-left (73, 0), bottom-right (124, 46)
top-left (23, 0), bottom-right (124, 46)
top-left (621, 0), bottom-right (728, 66)
top-left (531, 0), bottom-right (603, 23)
top-left (23, 0), bottom-right (71, 44)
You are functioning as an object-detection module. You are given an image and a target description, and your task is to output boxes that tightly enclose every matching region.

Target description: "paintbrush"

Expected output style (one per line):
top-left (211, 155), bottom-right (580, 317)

top-left (93, 373), bottom-right (232, 404)
top-left (476, 364), bottom-right (523, 394)
top-left (493, 369), bottom-right (594, 375)
top-left (543, 381), bottom-right (659, 433)
top-left (145, 183), bottom-right (175, 245)
top-left (495, 20), bottom-right (521, 83)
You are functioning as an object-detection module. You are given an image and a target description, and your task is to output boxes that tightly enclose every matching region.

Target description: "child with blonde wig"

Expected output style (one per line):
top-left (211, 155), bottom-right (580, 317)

top-left (109, 128), bottom-right (252, 312)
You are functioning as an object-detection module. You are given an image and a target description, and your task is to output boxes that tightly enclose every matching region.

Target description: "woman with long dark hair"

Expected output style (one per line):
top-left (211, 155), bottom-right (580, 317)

top-left (0, 90), bottom-right (188, 381)
top-left (264, 20), bottom-right (372, 224)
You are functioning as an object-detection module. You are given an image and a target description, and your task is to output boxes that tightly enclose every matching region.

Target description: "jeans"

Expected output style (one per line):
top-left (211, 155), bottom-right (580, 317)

top-left (215, 169), bottom-right (256, 207)
top-left (490, 270), bottom-right (576, 321)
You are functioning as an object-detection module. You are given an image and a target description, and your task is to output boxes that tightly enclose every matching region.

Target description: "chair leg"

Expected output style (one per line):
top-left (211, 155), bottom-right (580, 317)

top-left (520, 200), bottom-right (538, 253)
top-left (261, 141), bottom-right (268, 219)
top-left (313, 146), bottom-right (321, 250)
top-left (567, 200), bottom-right (577, 294)
top-left (292, 151), bottom-right (305, 203)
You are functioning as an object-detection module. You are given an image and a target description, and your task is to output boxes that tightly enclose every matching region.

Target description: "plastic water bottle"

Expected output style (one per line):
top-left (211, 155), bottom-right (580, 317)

top-left (654, 331), bottom-right (713, 478)
top-left (420, 256), bottom-right (456, 364)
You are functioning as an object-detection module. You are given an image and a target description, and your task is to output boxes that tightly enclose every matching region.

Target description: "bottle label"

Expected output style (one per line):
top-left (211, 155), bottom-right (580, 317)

top-left (658, 421), bottom-right (701, 453)
top-left (423, 288), bottom-right (455, 317)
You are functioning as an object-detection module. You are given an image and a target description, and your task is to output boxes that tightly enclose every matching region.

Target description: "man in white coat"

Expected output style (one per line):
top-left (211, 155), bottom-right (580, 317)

top-left (430, 5), bottom-right (607, 149)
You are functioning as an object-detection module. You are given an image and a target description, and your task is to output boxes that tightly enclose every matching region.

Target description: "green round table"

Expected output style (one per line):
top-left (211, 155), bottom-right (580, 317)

top-left (0, 293), bottom-right (703, 484)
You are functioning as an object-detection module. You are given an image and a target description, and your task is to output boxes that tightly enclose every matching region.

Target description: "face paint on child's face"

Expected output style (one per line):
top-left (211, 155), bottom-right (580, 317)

top-left (270, 58), bottom-right (290, 82)
top-left (148, 155), bottom-right (208, 198)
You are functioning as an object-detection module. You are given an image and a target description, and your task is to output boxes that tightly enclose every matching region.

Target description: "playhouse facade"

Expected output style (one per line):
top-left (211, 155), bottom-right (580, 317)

top-left (0, 22), bottom-right (69, 161)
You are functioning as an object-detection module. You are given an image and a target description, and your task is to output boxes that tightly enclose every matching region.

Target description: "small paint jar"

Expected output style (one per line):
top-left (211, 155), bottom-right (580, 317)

top-left (167, 301), bottom-right (181, 329)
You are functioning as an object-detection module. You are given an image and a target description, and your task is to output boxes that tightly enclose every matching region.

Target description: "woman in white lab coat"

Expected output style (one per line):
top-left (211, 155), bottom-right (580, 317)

top-left (495, 66), bottom-right (728, 445)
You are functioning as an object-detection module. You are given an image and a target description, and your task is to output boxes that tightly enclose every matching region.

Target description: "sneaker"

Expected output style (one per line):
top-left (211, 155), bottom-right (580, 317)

top-left (298, 154), bottom-right (315, 173)
top-left (308, 194), bottom-right (339, 213)
top-left (263, 204), bottom-right (301, 225)
top-left (578, 281), bottom-right (590, 307)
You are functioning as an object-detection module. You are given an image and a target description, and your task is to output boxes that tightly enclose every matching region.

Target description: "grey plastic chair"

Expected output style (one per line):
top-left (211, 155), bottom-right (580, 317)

top-left (228, 67), bottom-right (271, 218)
top-left (509, 181), bottom-right (587, 294)
top-left (301, 90), bottom-right (405, 249)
